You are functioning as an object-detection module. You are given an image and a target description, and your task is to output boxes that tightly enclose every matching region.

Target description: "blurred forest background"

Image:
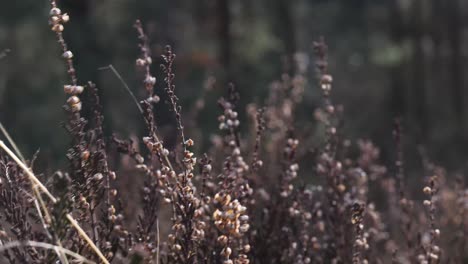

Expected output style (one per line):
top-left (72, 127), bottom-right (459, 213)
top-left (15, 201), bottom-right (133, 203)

top-left (1, 0), bottom-right (468, 174)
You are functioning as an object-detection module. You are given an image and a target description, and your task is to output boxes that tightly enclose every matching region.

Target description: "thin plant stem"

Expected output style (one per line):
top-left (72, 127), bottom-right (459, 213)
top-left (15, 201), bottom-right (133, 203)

top-left (98, 64), bottom-right (174, 171)
top-left (0, 122), bottom-right (26, 162)
top-left (98, 64), bottom-right (143, 114)
top-left (156, 217), bottom-right (160, 264)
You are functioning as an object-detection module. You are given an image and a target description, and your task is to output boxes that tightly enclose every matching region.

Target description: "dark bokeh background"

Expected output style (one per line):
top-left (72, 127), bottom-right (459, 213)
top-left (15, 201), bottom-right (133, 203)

top-left (1, 0), bottom-right (468, 172)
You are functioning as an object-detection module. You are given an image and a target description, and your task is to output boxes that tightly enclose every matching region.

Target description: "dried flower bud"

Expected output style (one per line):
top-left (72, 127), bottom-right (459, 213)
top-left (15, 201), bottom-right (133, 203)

top-left (337, 184), bottom-right (346, 193)
top-left (243, 244), bottom-right (251, 253)
top-left (110, 171), bottom-right (116, 180)
top-left (217, 235), bottom-right (228, 245)
top-left (240, 215), bottom-right (249, 221)
top-left (137, 58), bottom-right (147, 66)
top-left (0, 230), bottom-right (7, 239)
top-left (70, 101), bottom-right (82, 112)
top-left (62, 51), bottom-right (73, 59)
top-left (148, 95), bottom-right (160, 103)
top-left (51, 24), bottom-right (64, 32)
top-left (108, 205), bottom-right (116, 215)
top-left (145, 56), bottom-right (152, 64)
top-left (64, 85), bottom-right (84, 95)
top-left (162, 148), bottom-right (170, 156)
top-left (80, 150), bottom-right (90, 161)
top-left (50, 7), bottom-right (62, 16)
top-left (255, 160), bottom-right (263, 168)
top-left (67, 96), bottom-right (80, 105)
top-left (185, 138), bottom-right (194, 147)
top-left (184, 150), bottom-right (194, 159)
top-left (221, 247), bottom-right (232, 257)
top-left (423, 186), bottom-right (432, 195)
top-left (49, 16), bottom-right (60, 25)
top-left (93, 173), bottom-right (103, 181)
top-left (239, 223), bottom-right (250, 233)
top-left (233, 148), bottom-right (241, 156)
top-left (61, 13), bottom-right (69, 23)
top-left (145, 76), bottom-right (156, 86)
top-left (321, 74), bottom-right (333, 84)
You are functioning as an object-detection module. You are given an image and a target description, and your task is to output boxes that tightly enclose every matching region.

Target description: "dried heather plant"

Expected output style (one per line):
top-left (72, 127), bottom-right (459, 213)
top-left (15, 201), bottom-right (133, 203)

top-left (0, 3), bottom-right (467, 264)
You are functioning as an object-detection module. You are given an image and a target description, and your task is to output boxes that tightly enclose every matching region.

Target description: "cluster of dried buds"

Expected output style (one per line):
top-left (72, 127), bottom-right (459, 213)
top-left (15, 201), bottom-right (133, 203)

top-left (167, 140), bottom-right (208, 262)
top-left (313, 38), bottom-right (331, 95)
top-left (280, 138), bottom-right (299, 198)
top-left (136, 56), bottom-right (156, 94)
top-left (213, 192), bottom-right (250, 264)
top-left (107, 205), bottom-right (129, 237)
top-left (351, 202), bottom-right (368, 263)
top-left (168, 191), bottom-right (205, 248)
top-left (250, 107), bottom-right (265, 171)
top-left (143, 137), bottom-right (170, 158)
top-left (141, 138), bottom-right (174, 206)
top-left (136, 56), bottom-right (152, 68)
top-left (134, 19), bottom-right (159, 103)
top-left (49, 4), bottom-right (84, 113)
top-left (182, 139), bottom-right (196, 171)
top-left (284, 137), bottom-right (299, 157)
top-left (320, 74), bottom-right (333, 95)
top-left (219, 104), bottom-right (240, 130)
top-left (154, 166), bottom-right (175, 204)
top-left (283, 186), bottom-right (324, 263)
top-left (227, 142), bottom-right (251, 195)
top-left (49, 6), bottom-right (69, 33)
top-left (421, 176), bottom-right (441, 263)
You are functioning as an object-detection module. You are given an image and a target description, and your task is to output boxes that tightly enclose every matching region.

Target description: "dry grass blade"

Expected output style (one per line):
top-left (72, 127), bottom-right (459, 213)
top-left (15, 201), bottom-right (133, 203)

top-left (65, 214), bottom-right (110, 264)
top-left (0, 140), bottom-right (56, 202)
top-left (0, 241), bottom-right (96, 264)
top-left (0, 122), bottom-right (25, 163)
